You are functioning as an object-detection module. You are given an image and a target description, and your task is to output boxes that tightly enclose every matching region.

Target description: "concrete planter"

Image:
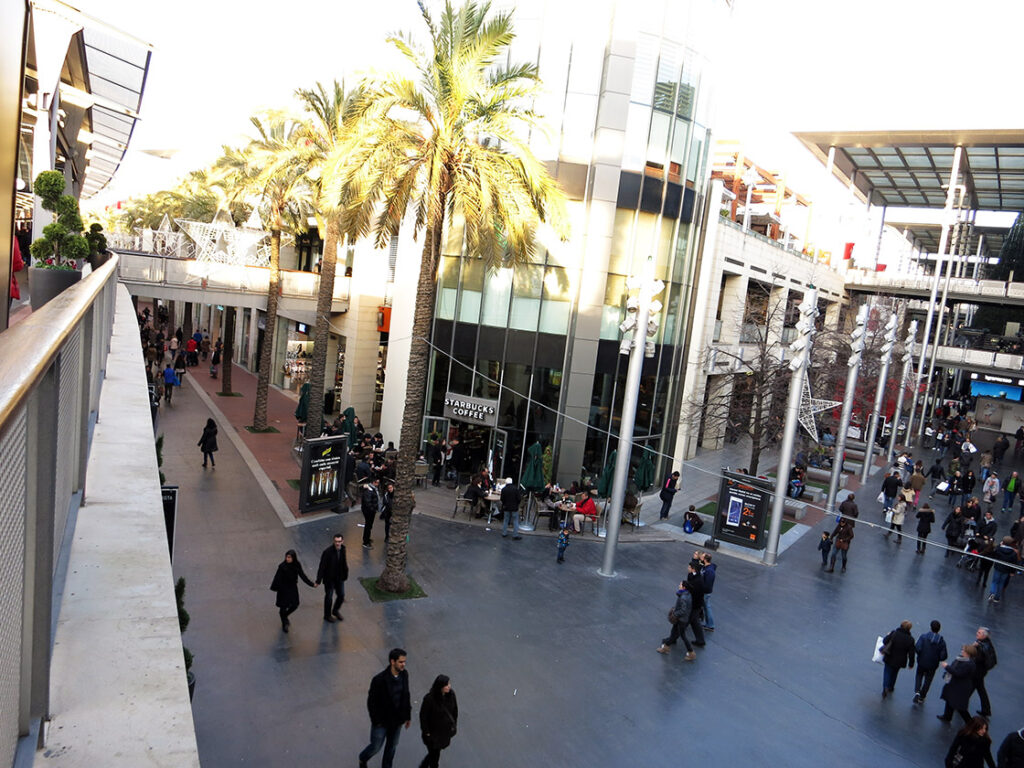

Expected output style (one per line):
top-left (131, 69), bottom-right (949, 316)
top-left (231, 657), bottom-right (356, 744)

top-left (28, 266), bottom-right (82, 310)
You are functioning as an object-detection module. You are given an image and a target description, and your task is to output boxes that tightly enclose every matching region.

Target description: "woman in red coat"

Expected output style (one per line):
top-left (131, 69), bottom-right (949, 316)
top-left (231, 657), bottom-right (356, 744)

top-left (9, 237), bottom-right (24, 310)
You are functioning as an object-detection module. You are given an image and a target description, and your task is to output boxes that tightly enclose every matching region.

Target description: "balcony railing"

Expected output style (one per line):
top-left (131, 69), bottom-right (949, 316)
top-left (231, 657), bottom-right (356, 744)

top-left (0, 258), bottom-right (118, 764)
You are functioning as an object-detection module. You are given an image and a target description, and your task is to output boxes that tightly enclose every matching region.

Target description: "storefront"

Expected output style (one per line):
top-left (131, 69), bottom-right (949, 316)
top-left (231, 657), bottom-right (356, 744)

top-left (282, 324), bottom-right (313, 392)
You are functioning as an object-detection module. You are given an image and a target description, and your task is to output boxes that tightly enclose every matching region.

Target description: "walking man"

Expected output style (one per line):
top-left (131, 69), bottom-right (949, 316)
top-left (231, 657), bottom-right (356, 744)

top-left (881, 470), bottom-right (902, 514)
top-left (316, 533), bottom-right (348, 623)
top-left (973, 627), bottom-right (997, 718)
top-left (362, 477), bottom-right (381, 548)
top-left (657, 580), bottom-right (696, 661)
top-left (913, 619), bottom-right (947, 704)
top-left (699, 551), bottom-right (717, 632)
top-left (500, 477), bottom-right (523, 539)
top-left (989, 536), bottom-right (1020, 603)
top-left (358, 648), bottom-right (411, 768)
top-left (658, 471), bottom-right (681, 519)
top-left (1002, 471), bottom-right (1020, 514)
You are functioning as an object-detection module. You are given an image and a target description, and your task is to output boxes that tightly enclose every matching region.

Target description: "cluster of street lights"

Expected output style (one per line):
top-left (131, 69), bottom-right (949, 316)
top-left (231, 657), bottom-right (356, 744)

top-left (600, 259), bottom-right (664, 577)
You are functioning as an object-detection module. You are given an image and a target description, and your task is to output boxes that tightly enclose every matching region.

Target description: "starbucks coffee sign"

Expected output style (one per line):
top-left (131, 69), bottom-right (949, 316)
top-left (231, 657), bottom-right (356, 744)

top-left (444, 392), bottom-right (499, 427)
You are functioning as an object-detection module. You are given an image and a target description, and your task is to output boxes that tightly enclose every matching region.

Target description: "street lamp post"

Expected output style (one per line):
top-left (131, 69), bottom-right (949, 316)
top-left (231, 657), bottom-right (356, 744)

top-left (600, 260), bottom-right (664, 578)
top-left (886, 320), bottom-right (919, 464)
top-left (763, 288), bottom-right (817, 566)
top-left (824, 304), bottom-right (868, 518)
top-left (742, 168), bottom-right (760, 231)
top-left (860, 314), bottom-right (898, 484)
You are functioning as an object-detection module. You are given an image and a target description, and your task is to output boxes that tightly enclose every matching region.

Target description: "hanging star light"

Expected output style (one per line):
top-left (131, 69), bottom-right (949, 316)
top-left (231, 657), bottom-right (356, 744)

top-left (798, 378), bottom-right (842, 443)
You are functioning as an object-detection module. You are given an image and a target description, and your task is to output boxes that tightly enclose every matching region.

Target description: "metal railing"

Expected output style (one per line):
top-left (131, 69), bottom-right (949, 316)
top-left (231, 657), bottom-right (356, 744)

top-left (846, 271), bottom-right (1024, 302)
top-left (0, 256), bottom-right (118, 765)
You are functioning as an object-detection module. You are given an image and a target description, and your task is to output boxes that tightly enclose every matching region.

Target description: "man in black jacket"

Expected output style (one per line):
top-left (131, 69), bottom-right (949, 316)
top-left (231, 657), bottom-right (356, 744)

top-left (881, 471), bottom-right (903, 514)
top-left (973, 627), bottom-right (998, 717)
top-left (684, 559), bottom-right (707, 647)
top-left (361, 478), bottom-right (381, 548)
top-left (358, 648), bottom-right (411, 768)
top-left (500, 477), bottom-right (523, 539)
top-left (658, 471), bottom-right (681, 519)
top-left (881, 620), bottom-right (915, 699)
top-left (315, 533), bottom-right (348, 623)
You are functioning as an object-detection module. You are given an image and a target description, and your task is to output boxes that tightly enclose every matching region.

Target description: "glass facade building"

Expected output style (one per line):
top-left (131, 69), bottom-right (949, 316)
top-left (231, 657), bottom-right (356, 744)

top-left (420, 0), bottom-right (726, 484)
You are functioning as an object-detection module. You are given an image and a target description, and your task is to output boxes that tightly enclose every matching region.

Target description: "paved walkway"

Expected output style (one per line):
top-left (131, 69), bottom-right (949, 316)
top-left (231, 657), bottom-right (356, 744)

top-left (156, 373), bottom-right (1024, 768)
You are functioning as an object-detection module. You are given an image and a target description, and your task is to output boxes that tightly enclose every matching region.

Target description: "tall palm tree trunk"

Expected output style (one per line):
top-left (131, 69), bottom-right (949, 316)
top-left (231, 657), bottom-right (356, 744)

top-left (253, 229), bottom-right (282, 430)
top-left (221, 307), bottom-right (236, 395)
top-left (182, 302), bottom-right (194, 341)
top-left (303, 220), bottom-right (339, 440)
top-left (379, 217), bottom-right (444, 592)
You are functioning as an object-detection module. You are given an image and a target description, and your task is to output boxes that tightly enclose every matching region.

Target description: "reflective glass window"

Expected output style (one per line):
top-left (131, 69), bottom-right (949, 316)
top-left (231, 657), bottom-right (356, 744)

top-left (540, 266), bottom-right (572, 335)
top-left (437, 256), bottom-right (460, 320)
top-left (480, 267), bottom-right (513, 327)
top-left (601, 274), bottom-right (627, 340)
top-left (510, 264), bottom-right (543, 331)
top-left (458, 258), bottom-right (484, 324)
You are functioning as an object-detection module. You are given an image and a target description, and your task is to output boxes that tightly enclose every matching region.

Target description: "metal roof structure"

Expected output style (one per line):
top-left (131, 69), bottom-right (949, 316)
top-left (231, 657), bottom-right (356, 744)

top-left (22, 0), bottom-right (152, 200)
top-left (793, 130), bottom-right (1024, 211)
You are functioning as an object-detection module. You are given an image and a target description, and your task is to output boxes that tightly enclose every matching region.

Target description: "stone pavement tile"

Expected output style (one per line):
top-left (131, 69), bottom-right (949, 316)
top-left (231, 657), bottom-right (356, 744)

top-left (159, 373), bottom-right (1024, 767)
top-left (186, 362), bottom-right (303, 517)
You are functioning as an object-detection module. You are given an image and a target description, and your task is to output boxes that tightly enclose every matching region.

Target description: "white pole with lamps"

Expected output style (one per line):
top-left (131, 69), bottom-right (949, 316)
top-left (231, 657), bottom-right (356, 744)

top-left (763, 288), bottom-right (817, 566)
top-left (860, 314), bottom-right (899, 484)
top-left (599, 258), bottom-right (663, 578)
top-left (824, 304), bottom-right (868, 518)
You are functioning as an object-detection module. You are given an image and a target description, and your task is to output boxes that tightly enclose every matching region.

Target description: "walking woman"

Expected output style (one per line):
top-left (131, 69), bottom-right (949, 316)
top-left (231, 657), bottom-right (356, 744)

top-left (938, 644), bottom-right (979, 725)
top-left (945, 716), bottom-right (996, 768)
top-left (418, 674), bottom-right (459, 768)
top-left (656, 580), bottom-right (696, 661)
top-left (269, 550), bottom-right (315, 632)
top-left (198, 418), bottom-right (218, 469)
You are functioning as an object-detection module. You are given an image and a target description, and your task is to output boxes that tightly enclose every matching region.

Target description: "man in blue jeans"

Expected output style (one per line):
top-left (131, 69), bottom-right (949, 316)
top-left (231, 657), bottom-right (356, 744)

top-left (699, 551), bottom-right (717, 632)
top-left (989, 537), bottom-right (1020, 603)
top-left (359, 648), bottom-right (411, 768)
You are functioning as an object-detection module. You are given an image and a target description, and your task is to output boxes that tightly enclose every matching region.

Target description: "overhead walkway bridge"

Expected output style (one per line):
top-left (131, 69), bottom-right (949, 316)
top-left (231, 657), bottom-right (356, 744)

top-left (114, 250), bottom-right (351, 316)
top-left (845, 272), bottom-right (1024, 307)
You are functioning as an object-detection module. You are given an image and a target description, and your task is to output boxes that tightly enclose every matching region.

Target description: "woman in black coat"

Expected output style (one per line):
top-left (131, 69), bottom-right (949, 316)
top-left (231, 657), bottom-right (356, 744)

top-left (270, 550), bottom-right (315, 632)
top-left (419, 674), bottom-right (458, 768)
top-left (945, 715), bottom-right (996, 768)
top-left (916, 504), bottom-right (936, 554)
top-left (198, 418), bottom-right (218, 469)
top-left (939, 644), bottom-right (979, 724)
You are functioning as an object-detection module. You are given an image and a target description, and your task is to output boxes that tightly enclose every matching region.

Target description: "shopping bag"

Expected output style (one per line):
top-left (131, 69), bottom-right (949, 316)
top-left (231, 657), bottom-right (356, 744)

top-left (683, 519), bottom-right (694, 534)
top-left (936, 481), bottom-right (949, 494)
top-left (876, 491), bottom-right (886, 504)
top-left (872, 636), bottom-right (886, 664)
top-left (884, 509), bottom-right (893, 524)
top-left (174, 375), bottom-right (182, 387)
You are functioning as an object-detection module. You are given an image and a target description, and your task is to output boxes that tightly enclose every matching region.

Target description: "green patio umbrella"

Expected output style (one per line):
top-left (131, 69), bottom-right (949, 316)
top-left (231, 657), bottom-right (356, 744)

top-left (634, 446), bottom-right (655, 494)
top-left (294, 382), bottom-right (310, 423)
top-left (340, 406), bottom-right (357, 447)
top-left (597, 449), bottom-right (617, 498)
top-left (521, 441), bottom-right (546, 491)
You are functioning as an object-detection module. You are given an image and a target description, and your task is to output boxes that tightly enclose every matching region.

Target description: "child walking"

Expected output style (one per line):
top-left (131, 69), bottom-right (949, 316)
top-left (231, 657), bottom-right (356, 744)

top-left (556, 524), bottom-right (570, 563)
top-left (817, 531), bottom-right (832, 568)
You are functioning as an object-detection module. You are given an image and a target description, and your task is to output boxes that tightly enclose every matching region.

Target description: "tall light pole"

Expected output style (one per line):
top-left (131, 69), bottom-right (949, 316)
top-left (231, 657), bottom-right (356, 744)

top-left (763, 287), bottom-right (817, 566)
top-left (908, 146), bottom-right (963, 444)
top-left (825, 304), bottom-right (868, 518)
top-left (860, 313), bottom-right (898, 484)
top-left (886, 320), bottom-right (919, 464)
top-left (742, 168), bottom-right (760, 231)
top-left (600, 259), bottom-right (664, 578)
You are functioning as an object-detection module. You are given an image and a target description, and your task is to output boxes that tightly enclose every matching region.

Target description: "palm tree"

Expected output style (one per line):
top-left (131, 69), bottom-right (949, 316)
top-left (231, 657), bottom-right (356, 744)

top-left (330, 0), bottom-right (567, 591)
top-left (289, 81), bottom-right (361, 441)
top-left (217, 115), bottom-right (313, 431)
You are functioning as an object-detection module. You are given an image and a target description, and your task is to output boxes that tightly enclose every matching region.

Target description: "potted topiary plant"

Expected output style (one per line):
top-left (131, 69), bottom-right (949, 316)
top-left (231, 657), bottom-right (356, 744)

top-left (28, 170), bottom-right (89, 309)
top-left (85, 223), bottom-right (110, 271)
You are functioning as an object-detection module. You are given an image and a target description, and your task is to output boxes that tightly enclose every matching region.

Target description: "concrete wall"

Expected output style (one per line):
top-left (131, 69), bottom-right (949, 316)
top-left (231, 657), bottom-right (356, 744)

top-left (44, 285), bottom-right (200, 766)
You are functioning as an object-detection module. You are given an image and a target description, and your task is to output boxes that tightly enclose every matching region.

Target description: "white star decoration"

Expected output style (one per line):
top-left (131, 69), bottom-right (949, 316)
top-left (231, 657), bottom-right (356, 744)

top-left (799, 378), bottom-right (842, 443)
top-left (176, 216), bottom-right (273, 268)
